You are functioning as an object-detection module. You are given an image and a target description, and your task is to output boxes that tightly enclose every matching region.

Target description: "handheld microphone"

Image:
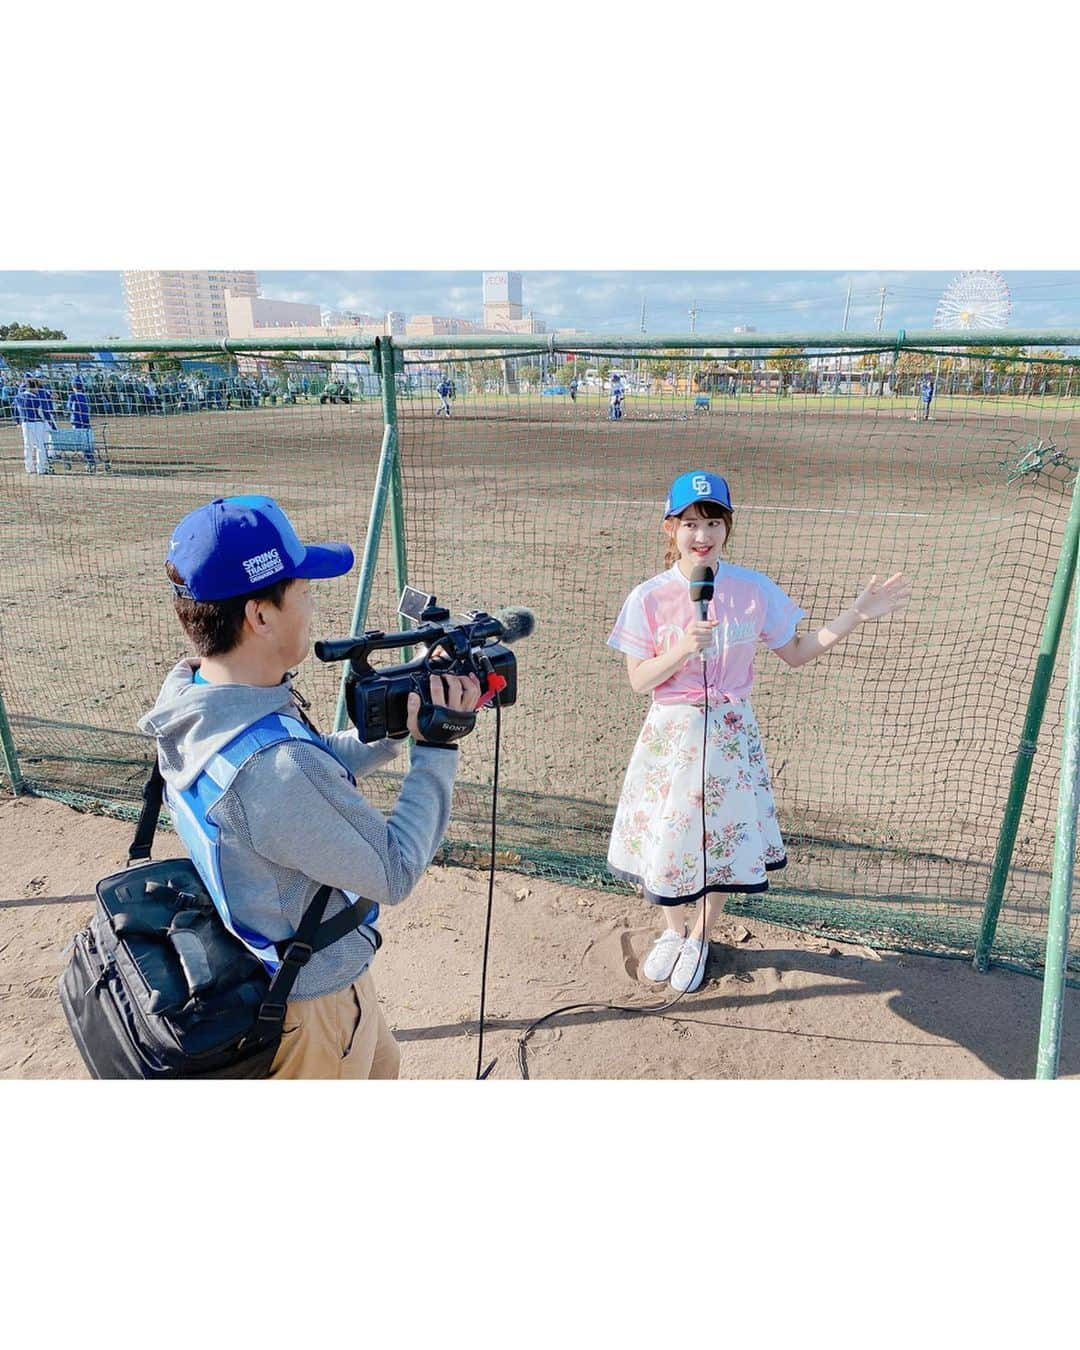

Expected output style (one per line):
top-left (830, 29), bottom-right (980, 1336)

top-left (688, 565), bottom-right (715, 664)
top-left (689, 565), bottom-right (714, 620)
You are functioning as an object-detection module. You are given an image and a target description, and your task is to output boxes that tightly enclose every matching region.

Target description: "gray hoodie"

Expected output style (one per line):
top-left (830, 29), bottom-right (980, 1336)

top-left (138, 658), bottom-right (459, 1000)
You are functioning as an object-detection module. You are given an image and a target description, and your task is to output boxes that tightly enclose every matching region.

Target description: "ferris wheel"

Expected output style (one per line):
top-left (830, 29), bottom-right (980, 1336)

top-left (933, 270), bottom-right (1012, 330)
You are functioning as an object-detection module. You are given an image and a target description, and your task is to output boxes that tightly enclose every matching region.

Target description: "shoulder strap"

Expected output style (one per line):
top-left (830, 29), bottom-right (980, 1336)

top-left (134, 698), bottom-right (340, 867)
top-left (128, 757), bottom-right (165, 865)
top-left (129, 739), bottom-right (379, 1012)
top-left (201, 711), bottom-right (355, 794)
top-left (256, 882), bottom-right (335, 1026)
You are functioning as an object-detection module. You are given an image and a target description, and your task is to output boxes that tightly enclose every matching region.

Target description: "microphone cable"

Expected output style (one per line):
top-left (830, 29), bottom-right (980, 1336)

top-left (474, 690), bottom-right (502, 1080)
top-left (469, 589), bottom-right (714, 1079)
top-left (512, 616), bottom-right (714, 1080)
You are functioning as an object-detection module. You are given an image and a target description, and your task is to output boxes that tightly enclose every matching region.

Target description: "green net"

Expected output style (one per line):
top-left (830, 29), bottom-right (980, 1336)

top-left (0, 348), bottom-right (384, 801)
top-left (2, 335), bottom-right (1079, 976)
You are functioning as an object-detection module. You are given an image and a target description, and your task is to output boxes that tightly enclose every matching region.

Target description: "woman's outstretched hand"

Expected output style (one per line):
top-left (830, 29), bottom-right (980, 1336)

top-left (852, 572), bottom-right (912, 621)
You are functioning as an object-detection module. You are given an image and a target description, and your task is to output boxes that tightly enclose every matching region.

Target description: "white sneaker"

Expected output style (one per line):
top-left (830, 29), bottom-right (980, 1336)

top-left (670, 937), bottom-right (709, 993)
top-left (642, 928), bottom-right (685, 982)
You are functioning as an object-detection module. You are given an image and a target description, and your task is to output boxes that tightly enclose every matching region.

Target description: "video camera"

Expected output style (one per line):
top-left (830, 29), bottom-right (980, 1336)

top-left (314, 586), bottom-right (534, 744)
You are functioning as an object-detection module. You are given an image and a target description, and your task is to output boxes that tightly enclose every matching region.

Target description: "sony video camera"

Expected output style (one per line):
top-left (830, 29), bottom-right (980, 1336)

top-left (314, 586), bottom-right (534, 744)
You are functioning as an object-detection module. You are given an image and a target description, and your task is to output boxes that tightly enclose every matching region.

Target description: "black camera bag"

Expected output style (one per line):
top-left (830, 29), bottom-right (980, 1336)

top-left (59, 761), bottom-right (374, 1079)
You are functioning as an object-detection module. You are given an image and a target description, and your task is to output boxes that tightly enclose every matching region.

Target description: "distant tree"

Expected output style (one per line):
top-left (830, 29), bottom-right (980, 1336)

top-left (966, 345), bottom-right (1033, 395)
top-left (0, 322), bottom-right (67, 341)
top-left (770, 345), bottom-right (808, 392)
top-left (652, 348), bottom-right (688, 389)
top-left (1027, 349), bottom-right (1065, 394)
top-left (696, 360), bottom-right (722, 390)
top-left (0, 321), bottom-right (67, 371)
top-left (466, 358), bottom-right (501, 393)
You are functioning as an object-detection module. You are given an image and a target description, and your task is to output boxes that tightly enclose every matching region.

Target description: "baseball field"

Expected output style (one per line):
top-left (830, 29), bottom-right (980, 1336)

top-left (2, 383), bottom-right (1078, 1077)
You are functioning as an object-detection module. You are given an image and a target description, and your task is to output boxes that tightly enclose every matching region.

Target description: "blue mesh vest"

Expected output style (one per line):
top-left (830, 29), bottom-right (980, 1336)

top-left (164, 711), bottom-right (380, 974)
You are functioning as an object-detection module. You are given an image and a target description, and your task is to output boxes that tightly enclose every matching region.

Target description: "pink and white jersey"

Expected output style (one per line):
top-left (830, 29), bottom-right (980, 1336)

top-left (608, 563), bottom-right (806, 704)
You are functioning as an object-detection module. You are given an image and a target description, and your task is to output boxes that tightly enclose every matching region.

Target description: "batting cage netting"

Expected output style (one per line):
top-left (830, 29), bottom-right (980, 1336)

top-left (2, 332), bottom-right (1079, 977)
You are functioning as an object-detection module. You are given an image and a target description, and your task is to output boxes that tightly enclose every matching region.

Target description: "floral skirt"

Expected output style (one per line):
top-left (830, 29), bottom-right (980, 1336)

top-left (607, 698), bottom-right (787, 906)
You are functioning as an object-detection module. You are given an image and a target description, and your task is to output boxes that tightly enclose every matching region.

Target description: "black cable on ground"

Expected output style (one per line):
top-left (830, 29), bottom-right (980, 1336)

top-left (514, 648), bottom-right (713, 1079)
top-left (475, 696), bottom-right (502, 1080)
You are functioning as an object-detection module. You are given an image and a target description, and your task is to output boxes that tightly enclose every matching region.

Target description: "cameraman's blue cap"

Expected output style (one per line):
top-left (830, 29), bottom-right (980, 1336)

top-left (664, 471), bottom-right (732, 518)
top-left (168, 495), bottom-right (354, 601)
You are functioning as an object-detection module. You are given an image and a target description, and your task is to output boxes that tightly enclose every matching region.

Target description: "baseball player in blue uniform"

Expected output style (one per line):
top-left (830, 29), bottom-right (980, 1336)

top-left (68, 376), bottom-right (98, 470)
top-left (15, 377), bottom-right (51, 474)
top-left (436, 376), bottom-right (453, 417)
top-left (39, 380), bottom-right (59, 466)
top-left (608, 372), bottom-right (625, 420)
top-left (920, 375), bottom-right (935, 420)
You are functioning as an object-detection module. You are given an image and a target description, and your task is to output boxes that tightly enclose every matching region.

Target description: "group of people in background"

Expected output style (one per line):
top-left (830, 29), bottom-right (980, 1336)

top-left (0, 368), bottom-right (323, 429)
top-left (12, 375), bottom-right (95, 474)
top-left (2, 367), bottom-right (349, 477)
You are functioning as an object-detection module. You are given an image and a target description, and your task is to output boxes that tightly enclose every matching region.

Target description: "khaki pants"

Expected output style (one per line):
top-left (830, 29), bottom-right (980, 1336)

top-left (268, 968), bottom-right (400, 1080)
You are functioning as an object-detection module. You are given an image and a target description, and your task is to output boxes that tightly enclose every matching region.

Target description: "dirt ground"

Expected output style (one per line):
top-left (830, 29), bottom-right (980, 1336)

top-left (2, 390), bottom-right (1078, 948)
top-left (3, 792), bottom-right (1077, 1080)
top-left (3, 386), bottom-right (1080, 1079)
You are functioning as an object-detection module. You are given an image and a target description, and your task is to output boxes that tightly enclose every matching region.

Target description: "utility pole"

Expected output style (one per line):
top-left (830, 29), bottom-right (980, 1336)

top-left (842, 283), bottom-right (852, 332)
top-left (876, 287), bottom-right (887, 332)
top-left (638, 297), bottom-right (647, 390)
top-left (687, 300), bottom-right (698, 398)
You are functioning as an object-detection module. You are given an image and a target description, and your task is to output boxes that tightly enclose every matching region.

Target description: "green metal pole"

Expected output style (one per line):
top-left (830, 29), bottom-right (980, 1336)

top-left (6, 332), bottom-right (1080, 357)
top-left (385, 344), bottom-right (411, 633)
top-left (1036, 538), bottom-right (1080, 1078)
top-left (0, 680), bottom-right (25, 795)
top-left (342, 329), bottom-right (1080, 356)
top-left (0, 337), bottom-right (378, 356)
top-left (332, 338), bottom-right (402, 732)
top-left (975, 471), bottom-right (1080, 970)
top-left (384, 351), bottom-right (413, 779)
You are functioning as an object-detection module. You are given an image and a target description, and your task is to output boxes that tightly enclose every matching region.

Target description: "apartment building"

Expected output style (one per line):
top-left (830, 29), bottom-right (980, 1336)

top-left (122, 270), bottom-right (259, 340)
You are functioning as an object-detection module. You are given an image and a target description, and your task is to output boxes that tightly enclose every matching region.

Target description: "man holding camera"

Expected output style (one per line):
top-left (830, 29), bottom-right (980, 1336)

top-left (138, 495), bottom-right (481, 1079)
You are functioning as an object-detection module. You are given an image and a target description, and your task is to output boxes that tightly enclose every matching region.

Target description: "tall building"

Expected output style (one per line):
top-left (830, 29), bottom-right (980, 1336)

top-left (122, 270), bottom-right (259, 340)
top-left (482, 271), bottom-right (523, 328)
top-left (481, 271), bottom-right (545, 334)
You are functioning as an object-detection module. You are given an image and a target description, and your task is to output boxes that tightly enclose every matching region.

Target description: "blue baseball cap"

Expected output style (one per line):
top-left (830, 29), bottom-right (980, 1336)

top-left (168, 495), bottom-right (354, 601)
top-left (664, 470), bottom-right (732, 518)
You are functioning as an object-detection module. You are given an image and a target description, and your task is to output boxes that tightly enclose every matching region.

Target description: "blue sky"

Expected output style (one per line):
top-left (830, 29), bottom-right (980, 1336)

top-left (3, 270), bottom-right (1079, 342)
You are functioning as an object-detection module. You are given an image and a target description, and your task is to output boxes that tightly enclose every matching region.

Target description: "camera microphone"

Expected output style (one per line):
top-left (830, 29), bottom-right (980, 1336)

top-left (461, 610), bottom-right (534, 712)
top-left (490, 605), bottom-right (536, 644)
